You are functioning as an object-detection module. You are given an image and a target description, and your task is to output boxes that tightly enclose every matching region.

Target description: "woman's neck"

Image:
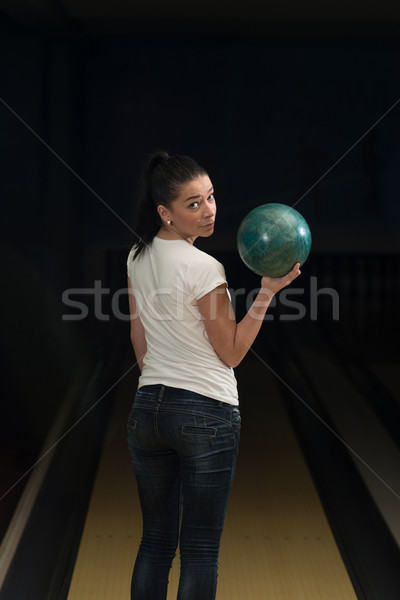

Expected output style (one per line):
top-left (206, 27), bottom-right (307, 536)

top-left (156, 227), bottom-right (197, 245)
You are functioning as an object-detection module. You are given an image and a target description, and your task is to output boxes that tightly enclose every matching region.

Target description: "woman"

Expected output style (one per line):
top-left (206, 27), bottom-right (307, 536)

top-left (126, 150), bottom-right (300, 600)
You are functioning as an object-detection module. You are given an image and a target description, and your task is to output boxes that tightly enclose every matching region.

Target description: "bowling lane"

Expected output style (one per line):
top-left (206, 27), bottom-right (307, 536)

top-left (274, 320), bottom-right (400, 598)
top-left (280, 321), bottom-right (400, 545)
top-left (67, 353), bottom-right (356, 600)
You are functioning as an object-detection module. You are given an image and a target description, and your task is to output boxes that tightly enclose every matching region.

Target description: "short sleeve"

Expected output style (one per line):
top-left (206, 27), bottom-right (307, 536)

top-left (127, 248), bottom-right (134, 278)
top-left (189, 255), bottom-right (227, 300)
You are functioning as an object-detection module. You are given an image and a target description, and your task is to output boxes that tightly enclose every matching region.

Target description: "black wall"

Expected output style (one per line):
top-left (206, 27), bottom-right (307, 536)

top-left (1, 12), bottom-right (400, 531)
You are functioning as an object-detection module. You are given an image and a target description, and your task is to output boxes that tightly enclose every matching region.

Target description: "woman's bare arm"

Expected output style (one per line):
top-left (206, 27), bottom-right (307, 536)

top-left (198, 264), bottom-right (300, 368)
top-left (127, 276), bottom-right (147, 372)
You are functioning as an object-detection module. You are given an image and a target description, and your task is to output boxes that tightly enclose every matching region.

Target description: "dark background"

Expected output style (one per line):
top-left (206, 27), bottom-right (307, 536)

top-left (1, 0), bottom-right (400, 546)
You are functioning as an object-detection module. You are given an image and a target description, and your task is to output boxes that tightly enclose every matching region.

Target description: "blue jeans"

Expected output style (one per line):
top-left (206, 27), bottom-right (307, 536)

top-left (127, 384), bottom-right (241, 600)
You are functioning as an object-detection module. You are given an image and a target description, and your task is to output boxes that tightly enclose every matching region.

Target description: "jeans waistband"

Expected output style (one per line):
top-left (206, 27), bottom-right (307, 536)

top-left (138, 384), bottom-right (231, 408)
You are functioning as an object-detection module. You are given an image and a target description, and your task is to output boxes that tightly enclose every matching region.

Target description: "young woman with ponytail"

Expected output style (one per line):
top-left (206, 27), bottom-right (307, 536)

top-left (126, 151), bottom-right (300, 599)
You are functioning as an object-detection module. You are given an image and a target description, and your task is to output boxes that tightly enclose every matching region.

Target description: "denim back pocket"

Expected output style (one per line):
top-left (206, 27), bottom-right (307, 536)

top-left (127, 402), bottom-right (138, 434)
top-left (182, 424), bottom-right (217, 438)
top-left (127, 416), bottom-right (137, 434)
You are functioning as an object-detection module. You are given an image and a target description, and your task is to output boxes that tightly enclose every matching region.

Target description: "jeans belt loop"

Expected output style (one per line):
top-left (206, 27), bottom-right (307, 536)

top-left (157, 385), bottom-right (165, 403)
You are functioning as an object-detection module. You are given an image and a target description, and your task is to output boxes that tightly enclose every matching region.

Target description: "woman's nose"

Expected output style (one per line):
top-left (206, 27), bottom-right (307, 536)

top-left (203, 203), bottom-right (216, 218)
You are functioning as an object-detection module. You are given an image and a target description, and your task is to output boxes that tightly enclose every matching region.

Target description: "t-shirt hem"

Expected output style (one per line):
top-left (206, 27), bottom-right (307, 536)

top-left (195, 278), bottom-right (227, 300)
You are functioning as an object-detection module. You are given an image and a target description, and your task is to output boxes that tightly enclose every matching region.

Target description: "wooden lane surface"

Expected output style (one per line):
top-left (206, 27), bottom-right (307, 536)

top-left (67, 358), bottom-right (357, 599)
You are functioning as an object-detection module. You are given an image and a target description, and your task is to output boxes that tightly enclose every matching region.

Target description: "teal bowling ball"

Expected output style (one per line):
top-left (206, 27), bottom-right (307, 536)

top-left (237, 203), bottom-right (312, 278)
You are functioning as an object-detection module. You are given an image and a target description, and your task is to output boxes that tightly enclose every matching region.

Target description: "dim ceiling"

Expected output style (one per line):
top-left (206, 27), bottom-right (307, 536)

top-left (1, 0), bottom-right (400, 35)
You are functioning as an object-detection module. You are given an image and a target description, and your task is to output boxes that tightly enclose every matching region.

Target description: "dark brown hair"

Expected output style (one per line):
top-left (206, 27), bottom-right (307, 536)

top-left (131, 150), bottom-right (208, 259)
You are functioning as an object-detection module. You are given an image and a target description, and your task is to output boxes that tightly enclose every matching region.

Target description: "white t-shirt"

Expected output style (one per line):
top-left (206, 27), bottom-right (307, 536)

top-left (127, 236), bottom-right (238, 405)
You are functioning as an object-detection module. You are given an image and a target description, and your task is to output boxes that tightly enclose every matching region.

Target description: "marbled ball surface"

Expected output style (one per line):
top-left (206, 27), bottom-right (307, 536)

top-left (237, 203), bottom-right (312, 278)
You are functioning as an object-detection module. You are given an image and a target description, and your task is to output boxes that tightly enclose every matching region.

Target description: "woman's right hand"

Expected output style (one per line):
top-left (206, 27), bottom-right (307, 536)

top-left (260, 263), bottom-right (301, 296)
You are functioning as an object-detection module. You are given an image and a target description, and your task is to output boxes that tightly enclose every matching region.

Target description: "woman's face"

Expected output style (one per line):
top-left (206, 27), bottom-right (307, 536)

top-left (160, 175), bottom-right (217, 240)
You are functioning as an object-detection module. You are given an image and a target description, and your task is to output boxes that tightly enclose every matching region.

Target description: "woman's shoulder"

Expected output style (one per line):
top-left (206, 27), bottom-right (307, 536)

top-left (186, 245), bottom-right (226, 284)
top-left (153, 237), bottom-right (219, 265)
top-left (186, 243), bottom-right (224, 272)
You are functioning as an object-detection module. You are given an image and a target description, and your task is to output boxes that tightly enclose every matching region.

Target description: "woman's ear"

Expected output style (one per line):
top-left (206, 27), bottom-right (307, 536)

top-left (157, 204), bottom-right (171, 223)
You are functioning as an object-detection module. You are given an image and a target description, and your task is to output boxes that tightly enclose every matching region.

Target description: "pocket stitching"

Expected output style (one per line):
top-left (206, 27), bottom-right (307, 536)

top-left (182, 424), bottom-right (217, 438)
top-left (127, 417), bottom-right (137, 431)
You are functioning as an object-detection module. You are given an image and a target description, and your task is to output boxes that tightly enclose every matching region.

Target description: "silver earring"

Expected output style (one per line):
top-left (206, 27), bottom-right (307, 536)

top-left (167, 220), bottom-right (171, 225)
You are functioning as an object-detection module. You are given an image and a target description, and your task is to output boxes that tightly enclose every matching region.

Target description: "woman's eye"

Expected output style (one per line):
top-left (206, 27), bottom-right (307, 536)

top-left (208, 193), bottom-right (215, 200)
top-left (189, 201), bottom-right (199, 209)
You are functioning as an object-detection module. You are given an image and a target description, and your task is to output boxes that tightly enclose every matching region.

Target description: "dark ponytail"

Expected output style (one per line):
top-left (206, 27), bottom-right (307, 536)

top-left (131, 150), bottom-right (208, 260)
